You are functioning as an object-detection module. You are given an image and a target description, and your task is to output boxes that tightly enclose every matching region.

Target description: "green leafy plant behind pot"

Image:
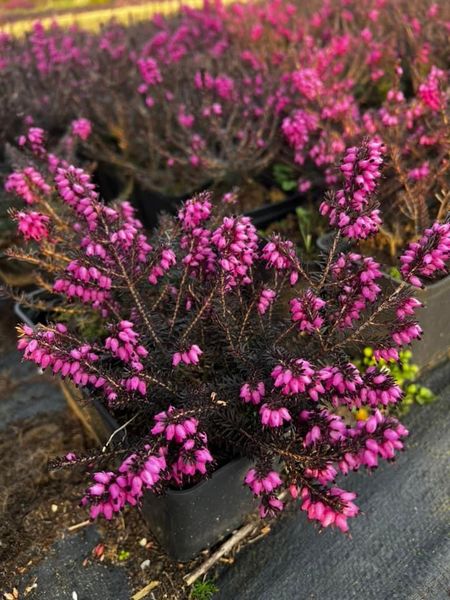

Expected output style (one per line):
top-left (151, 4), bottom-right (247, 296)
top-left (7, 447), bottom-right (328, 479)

top-left (295, 206), bottom-right (314, 255)
top-left (273, 163), bottom-right (298, 192)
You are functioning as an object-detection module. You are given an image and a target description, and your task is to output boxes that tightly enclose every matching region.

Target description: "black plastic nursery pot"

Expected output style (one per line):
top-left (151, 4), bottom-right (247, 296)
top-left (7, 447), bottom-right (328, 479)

top-left (133, 183), bottom-right (203, 230)
top-left (245, 192), bottom-right (309, 230)
top-left (395, 272), bottom-right (450, 371)
top-left (316, 233), bottom-right (450, 372)
top-left (140, 456), bottom-right (256, 562)
top-left (133, 178), bottom-right (311, 231)
top-left (14, 295), bottom-right (257, 562)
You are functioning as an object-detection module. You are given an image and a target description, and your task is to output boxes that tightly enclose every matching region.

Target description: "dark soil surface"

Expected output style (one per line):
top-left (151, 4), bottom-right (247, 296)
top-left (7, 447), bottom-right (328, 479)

top-left (0, 411), bottom-right (89, 586)
top-left (236, 180), bottom-right (287, 214)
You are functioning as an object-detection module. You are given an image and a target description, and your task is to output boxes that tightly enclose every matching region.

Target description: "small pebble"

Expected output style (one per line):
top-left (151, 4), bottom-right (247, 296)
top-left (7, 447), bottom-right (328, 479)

top-left (140, 559), bottom-right (151, 571)
top-left (139, 537), bottom-right (148, 547)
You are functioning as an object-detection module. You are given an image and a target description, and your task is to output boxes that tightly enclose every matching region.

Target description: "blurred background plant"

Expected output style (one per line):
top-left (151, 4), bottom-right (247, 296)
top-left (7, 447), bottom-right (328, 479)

top-left (0, 0), bottom-right (448, 257)
top-left (78, 12), bottom-right (284, 200)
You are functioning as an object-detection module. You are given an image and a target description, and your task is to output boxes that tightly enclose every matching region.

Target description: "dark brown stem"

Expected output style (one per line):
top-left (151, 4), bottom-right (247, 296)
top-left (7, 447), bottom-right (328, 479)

top-left (316, 230), bottom-right (341, 290)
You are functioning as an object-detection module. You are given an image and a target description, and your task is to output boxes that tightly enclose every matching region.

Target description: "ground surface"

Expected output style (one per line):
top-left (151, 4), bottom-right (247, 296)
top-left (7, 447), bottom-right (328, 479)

top-left (0, 297), bottom-right (449, 599)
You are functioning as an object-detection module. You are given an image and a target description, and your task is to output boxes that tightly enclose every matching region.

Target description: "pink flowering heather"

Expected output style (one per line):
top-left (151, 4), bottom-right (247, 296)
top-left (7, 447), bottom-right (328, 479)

top-left (172, 345), bottom-right (203, 367)
top-left (320, 139), bottom-right (384, 240)
top-left (15, 211), bottom-right (50, 241)
top-left (151, 407), bottom-right (198, 443)
top-left (178, 194), bottom-right (212, 230)
top-left (330, 253), bottom-right (383, 329)
top-left (396, 297), bottom-right (423, 320)
top-left (211, 215), bottom-right (259, 288)
top-left (290, 291), bottom-right (326, 333)
top-left (291, 68), bottom-right (324, 101)
top-left (244, 468), bottom-right (284, 518)
top-left (174, 439), bottom-right (213, 479)
top-left (54, 165), bottom-right (99, 230)
top-left (408, 162), bottom-right (430, 182)
top-left (8, 137), bottom-right (448, 536)
top-left (62, 9), bottom-right (284, 197)
top-left (137, 58), bottom-right (163, 93)
top-left (5, 167), bottom-right (51, 204)
top-left (245, 469), bottom-right (282, 495)
top-left (240, 382), bottom-right (265, 405)
top-left (298, 486), bottom-right (358, 532)
top-left (400, 222), bottom-right (450, 287)
top-left (257, 289), bottom-right (276, 315)
top-left (18, 127), bottom-right (47, 157)
top-left (148, 248), bottom-right (176, 285)
top-left (418, 66), bottom-right (446, 112)
top-left (282, 110), bottom-right (319, 165)
top-left (2, 0), bottom-right (448, 214)
top-left (259, 404), bottom-right (291, 427)
top-left (261, 237), bottom-right (300, 285)
top-left (71, 118), bottom-right (92, 141)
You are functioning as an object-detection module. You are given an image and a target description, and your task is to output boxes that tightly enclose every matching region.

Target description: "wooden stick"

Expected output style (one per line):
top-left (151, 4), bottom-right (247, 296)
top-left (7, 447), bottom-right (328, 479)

top-left (67, 520), bottom-right (91, 532)
top-left (184, 522), bottom-right (257, 587)
top-left (131, 581), bottom-right (160, 600)
top-left (185, 492), bottom-right (288, 586)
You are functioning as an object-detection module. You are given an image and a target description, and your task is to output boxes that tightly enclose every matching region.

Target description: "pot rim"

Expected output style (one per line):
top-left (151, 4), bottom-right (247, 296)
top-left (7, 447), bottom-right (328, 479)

top-left (162, 456), bottom-right (251, 497)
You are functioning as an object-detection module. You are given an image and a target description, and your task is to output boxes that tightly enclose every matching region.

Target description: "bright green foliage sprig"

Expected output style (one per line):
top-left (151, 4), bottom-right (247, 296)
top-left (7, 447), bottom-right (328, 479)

top-left (356, 347), bottom-right (435, 416)
top-left (189, 580), bottom-right (219, 600)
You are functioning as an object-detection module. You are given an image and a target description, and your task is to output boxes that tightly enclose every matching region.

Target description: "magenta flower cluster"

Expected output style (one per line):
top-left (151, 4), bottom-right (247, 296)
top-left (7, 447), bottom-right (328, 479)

top-left (320, 140), bottom-right (384, 240)
top-left (400, 222), bottom-right (450, 287)
top-left (5, 166), bottom-right (51, 205)
top-left (16, 211), bottom-right (50, 241)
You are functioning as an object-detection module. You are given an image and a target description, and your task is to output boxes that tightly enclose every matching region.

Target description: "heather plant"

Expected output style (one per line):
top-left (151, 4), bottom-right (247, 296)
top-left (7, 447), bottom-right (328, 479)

top-left (275, 0), bottom-right (449, 219)
top-left (281, 59), bottom-right (449, 254)
top-left (8, 135), bottom-right (450, 534)
top-left (1, 121), bottom-right (93, 288)
top-left (2, 0), bottom-right (448, 209)
top-left (77, 10), bottom-right (283, 197)
top-left (0, 5), bottom-right (284, 198)
top-left (361, 67), bottom-right (449, 257)
top-left (0, 22), bottom-right (95, 151)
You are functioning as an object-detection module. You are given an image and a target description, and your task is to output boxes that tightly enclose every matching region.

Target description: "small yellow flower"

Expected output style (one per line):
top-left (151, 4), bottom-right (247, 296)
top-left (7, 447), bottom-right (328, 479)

top-left (356, 407), bottom-right (370, 421)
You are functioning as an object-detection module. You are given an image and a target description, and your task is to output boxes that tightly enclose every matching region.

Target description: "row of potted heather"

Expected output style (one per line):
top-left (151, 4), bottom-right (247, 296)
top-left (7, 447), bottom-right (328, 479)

top-left (5, 129), bottom-right (450, 560)
top-left (1, 1), bottom-right (448, 231)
